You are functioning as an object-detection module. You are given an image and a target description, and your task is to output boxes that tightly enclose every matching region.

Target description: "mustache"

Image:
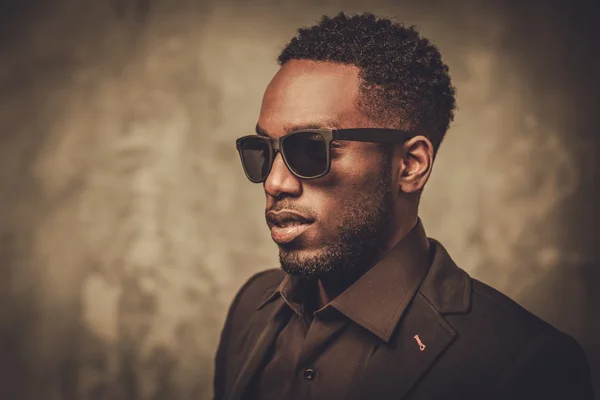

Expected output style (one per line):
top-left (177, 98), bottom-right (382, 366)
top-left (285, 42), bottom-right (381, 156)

top-left (265, 202), bottom-right (315, 219)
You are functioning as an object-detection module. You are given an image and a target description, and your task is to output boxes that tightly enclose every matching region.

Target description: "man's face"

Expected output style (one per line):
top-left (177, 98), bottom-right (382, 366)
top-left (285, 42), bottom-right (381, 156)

top-left (258, 60), bottom-right (396, 283)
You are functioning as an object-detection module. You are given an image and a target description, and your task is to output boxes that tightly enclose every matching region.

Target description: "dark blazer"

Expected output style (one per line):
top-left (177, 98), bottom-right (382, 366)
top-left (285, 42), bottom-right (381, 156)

top-left (213, 239), bottom-right (594, 400)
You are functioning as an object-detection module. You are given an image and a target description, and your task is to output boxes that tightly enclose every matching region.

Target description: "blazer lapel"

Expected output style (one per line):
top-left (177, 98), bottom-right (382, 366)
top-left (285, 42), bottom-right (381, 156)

top-left (227, 297), bottom-right (288, 400)
top-left (348, 239), bottom-right (471, 400)
top-left (348, 292), bottom-right (457, 400)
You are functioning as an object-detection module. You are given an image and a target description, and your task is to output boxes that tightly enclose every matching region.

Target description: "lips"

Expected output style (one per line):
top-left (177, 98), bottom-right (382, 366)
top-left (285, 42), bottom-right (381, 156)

top-left (266, 210), bottom-right (314, 244)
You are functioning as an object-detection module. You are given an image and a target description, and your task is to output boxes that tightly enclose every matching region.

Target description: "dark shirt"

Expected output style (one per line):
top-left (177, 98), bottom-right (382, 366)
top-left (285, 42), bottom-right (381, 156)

top-left (248, 220), bottom-right (432, 400)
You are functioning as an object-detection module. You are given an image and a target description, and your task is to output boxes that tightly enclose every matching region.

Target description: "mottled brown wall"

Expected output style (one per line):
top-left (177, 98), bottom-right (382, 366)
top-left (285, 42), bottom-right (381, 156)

top-left (0, 0), bottom-right (598, 399)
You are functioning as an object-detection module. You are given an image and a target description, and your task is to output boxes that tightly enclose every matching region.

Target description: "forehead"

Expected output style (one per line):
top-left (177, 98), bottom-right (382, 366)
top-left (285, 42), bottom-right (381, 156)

top-left (258, 60), bottom-right (364, 136)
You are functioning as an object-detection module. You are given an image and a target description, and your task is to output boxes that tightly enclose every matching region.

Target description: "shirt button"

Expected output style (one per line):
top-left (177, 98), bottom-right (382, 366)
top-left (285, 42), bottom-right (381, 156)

top-left (303, 368), bottom-right (316, 380)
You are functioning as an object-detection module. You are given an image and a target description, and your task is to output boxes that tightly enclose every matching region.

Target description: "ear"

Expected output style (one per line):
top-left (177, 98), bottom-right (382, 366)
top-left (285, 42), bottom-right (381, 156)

top-left (397, 135), bottom-right (434, 194)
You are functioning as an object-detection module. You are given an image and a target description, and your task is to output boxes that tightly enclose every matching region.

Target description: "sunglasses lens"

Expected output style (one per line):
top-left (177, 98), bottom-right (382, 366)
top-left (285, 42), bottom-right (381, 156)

top-left (283, 132), bottom-right (328, 178)
top-left (238, 137), bottom-right (271, 182)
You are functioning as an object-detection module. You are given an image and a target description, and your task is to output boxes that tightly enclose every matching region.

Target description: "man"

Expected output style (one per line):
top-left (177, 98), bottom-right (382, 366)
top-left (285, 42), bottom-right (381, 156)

top-left (214, 12), bottom-right (594, 400)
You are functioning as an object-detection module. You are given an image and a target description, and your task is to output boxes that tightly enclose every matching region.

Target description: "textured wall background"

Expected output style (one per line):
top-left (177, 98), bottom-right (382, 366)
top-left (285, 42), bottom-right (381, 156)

top-left (0, 0), bottom-right (598, 399)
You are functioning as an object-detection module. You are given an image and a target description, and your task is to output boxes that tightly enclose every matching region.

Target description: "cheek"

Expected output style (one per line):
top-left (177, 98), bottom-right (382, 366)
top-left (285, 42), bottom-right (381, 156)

top-left (310, 184), bottom-right (372, 228)
top-left (325, 148), bottom-right (383, 190)
top-left (304, 147), bottom-right (385, 225)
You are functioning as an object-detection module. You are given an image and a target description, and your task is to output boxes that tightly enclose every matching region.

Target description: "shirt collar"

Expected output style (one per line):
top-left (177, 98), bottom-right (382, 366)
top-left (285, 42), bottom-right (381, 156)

top-left (328, 219), bottom-right (431, 342)
top-left (256, 270), bottom-right (308, 313)
top-left (257, 219), bottom-right (431, 342)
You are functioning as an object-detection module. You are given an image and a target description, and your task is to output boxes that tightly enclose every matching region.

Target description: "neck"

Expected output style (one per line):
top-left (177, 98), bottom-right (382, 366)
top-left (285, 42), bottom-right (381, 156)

top-left (384, 212), bottom-right (419, 254)
top-left (314, 214), bottom-right (421, 309)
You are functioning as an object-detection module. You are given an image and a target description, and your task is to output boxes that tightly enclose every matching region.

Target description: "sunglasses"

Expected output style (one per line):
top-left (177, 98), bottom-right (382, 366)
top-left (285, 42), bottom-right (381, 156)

top-left (235, 128), bottom-right (414, 183)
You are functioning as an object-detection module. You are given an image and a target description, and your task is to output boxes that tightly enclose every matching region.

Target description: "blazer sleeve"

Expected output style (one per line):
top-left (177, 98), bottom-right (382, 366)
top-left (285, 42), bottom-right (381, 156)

top-left (494, 331), bottom-right (594, 400)
top-left (213, 271), bottom-right (270, 400)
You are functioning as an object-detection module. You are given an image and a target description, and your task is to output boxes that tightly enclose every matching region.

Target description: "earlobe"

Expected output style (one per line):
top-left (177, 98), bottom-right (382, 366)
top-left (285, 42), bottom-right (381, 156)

top-left (398, 136), bottom-right (434, 194)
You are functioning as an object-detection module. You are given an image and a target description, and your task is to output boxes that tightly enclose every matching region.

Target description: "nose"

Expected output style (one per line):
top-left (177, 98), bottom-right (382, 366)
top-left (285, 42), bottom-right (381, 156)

top-left (264, 151), bottom-right (302, 199)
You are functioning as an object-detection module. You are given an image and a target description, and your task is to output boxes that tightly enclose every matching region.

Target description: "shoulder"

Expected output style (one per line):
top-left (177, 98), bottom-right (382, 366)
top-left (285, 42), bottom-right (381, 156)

top-left (490, 309), bottom-right (593, 397)
top-left (443, 277), bottom-right (592, 395)
top-left (227, 268), bottom-right (285, 318)
top-left (424, 239), bottom-right (562, 338)
top-left (238, 268), bottom-right (285, 301)
top-left (421, 253), bottom-right (593, 397)
top-left (470, 279), bottom-right (554, 332)
top-left (474, 278), bottom-right (588, 352)
top-left (217, 268), bottom-right (285, 344)
top-left (449, 277), bottom-right (571, 345)
top-left (472, 279), bottom-right (590, 355)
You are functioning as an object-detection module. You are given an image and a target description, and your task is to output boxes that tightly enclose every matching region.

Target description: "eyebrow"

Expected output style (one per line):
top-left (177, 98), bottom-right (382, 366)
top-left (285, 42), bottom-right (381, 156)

top-left (255, 121), bottom-right (342, 137)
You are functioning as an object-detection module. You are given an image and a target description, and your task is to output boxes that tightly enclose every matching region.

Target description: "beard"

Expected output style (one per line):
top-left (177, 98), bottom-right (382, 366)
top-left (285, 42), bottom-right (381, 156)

top-left (278, 153), bottom-right (395, 286)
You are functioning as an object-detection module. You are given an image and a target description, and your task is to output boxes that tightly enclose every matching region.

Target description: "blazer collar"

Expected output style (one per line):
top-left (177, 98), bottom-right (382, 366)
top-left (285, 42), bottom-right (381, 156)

top-left (348, 239), bottom-right (472, 400)
top-left (418, 238), bottom-right (472, 315)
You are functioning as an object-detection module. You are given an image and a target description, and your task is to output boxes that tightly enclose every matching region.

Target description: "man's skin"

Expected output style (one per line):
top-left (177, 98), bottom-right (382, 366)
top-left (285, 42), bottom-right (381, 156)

top-left (259, 59), bottom-right (433, 307)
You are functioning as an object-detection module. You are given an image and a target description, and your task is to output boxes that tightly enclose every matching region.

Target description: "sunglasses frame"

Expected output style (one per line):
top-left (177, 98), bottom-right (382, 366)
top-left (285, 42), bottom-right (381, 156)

top-left (235, 128), bottom-right (415, 183)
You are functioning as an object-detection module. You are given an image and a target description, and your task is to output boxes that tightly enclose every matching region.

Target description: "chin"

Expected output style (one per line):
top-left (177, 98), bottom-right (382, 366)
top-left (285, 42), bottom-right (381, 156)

top-left (278, 237), bottom-right (326, 254)
top-left (278, 242), bottom-right (338, 279)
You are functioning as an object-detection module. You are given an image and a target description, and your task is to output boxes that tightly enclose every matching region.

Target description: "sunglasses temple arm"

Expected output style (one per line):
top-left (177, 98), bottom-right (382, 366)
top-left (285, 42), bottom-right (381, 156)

top-left (333, 129), bottom-right (413, 143)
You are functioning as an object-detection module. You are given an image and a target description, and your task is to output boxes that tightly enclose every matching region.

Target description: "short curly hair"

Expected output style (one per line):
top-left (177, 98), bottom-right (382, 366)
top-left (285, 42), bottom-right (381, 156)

top-left (278, 12), bottom-right (456, 154)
